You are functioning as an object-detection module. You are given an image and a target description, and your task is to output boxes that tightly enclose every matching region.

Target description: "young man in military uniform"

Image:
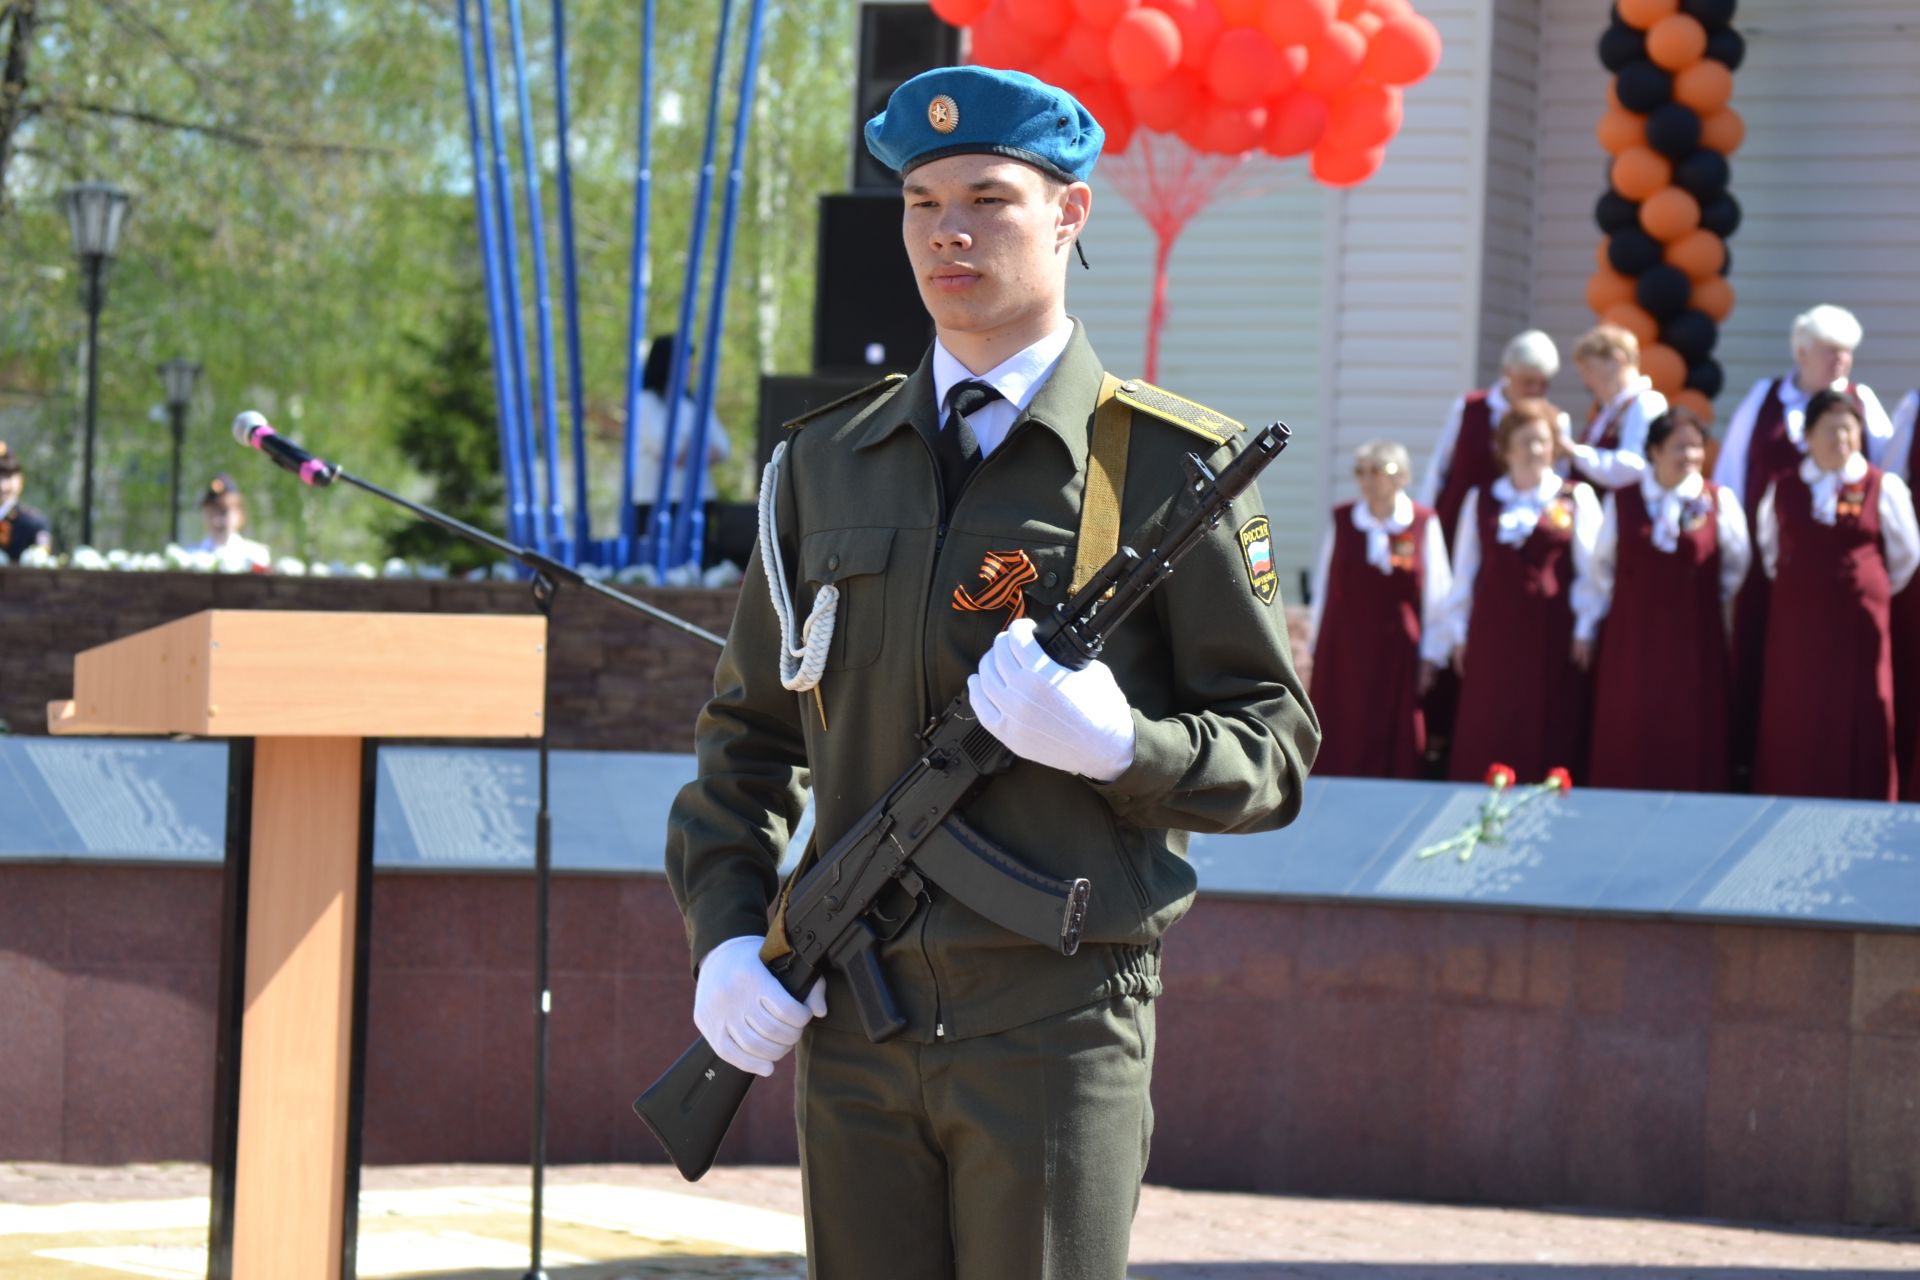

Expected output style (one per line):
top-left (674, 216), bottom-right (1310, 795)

top-left (0, 443), bottom-right (52, 561)
top-left (664, 65), bottom-right (1318, 1279)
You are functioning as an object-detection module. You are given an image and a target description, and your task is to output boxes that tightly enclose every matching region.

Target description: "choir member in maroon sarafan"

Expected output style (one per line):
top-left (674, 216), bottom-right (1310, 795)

top-left (1753, 390), bottom-right (1920, 802)
top-left (1566, 323), bottom-right (1665, 492)
top-left (1714, 304), bottom-right (1898, 786)
top-left (1420, 329), bottom-right (1564, 555)
top-left (1572, 408), bottom-right (1749, 792)
top-left (1439, 399), bottom-right (1602, 785)
top-left (1308, 441), bottom-right (1453, 779)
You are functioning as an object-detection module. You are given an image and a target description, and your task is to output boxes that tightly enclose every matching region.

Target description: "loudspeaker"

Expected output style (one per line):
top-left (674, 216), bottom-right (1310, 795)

top-left (813, 192), bottom-right (932, 376)
top-left (757, 372), bottom-right (890, 474)
top-left (851, 2), bottom-right (962, 191)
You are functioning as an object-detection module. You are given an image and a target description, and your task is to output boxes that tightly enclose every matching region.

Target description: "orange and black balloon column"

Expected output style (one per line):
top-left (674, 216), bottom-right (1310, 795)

top-left (1588, 0), bottom-right (1743, 422)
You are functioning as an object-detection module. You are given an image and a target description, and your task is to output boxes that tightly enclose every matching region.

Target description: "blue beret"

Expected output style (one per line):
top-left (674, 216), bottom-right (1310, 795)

top-left (864, 66), bottom-right (1104, 185)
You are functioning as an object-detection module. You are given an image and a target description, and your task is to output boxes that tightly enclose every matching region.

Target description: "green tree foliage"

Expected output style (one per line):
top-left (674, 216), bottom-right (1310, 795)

top-left (0, 0), bottom-right (857, 560)
top-left (381, 253), bottom-right (504, 575)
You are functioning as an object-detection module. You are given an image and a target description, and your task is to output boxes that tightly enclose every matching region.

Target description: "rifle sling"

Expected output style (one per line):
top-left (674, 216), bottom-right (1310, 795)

top-left (1070, 374), bottom-right (1132, 595)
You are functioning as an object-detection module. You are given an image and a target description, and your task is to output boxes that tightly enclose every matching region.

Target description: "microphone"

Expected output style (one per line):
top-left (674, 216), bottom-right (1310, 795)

top-left (233, 411), bottom-right (339, 487)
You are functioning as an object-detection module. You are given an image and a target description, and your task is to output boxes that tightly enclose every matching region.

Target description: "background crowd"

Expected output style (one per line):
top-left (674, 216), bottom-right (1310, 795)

top-left (1309, 304), bottom-right (1920, 804)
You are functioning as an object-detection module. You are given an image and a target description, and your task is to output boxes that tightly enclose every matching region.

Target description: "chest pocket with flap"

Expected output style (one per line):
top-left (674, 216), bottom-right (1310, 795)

top-left (799, 526), bottom-right (895, 671)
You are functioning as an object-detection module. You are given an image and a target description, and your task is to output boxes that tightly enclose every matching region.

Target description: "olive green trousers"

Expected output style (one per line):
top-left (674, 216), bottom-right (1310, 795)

top-left (794, 995), bottom-right (1155, 1280)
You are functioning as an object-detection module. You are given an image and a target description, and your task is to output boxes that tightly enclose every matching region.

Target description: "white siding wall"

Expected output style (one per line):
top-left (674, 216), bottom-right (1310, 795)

top-left (1074, 168), bottom-right (1330, 600)
top-left (1530, 0), bottom-right (1920, 416)
top-left (1325, 0), bottom-right (1496, 520)
top-left (1479, 0), bottom-right (1545, 385)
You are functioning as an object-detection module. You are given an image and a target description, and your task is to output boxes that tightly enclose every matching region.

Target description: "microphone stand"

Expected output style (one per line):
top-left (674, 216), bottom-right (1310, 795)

top-left (316, 464), bottom-right (725, 1280)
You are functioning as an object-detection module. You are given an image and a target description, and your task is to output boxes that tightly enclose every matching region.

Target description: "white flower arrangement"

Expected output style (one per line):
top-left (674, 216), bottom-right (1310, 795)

top-left (0, 543), bottom-right (742, 587)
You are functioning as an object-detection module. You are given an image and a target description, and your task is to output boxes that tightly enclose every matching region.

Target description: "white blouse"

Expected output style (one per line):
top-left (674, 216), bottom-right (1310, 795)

top-left (1308, 492), bottom-right (1454, 663)
top-left (1566, 377), bottom-right (1662, 490)
top-left (1438, 473), bottom-right (1603, 654)
top-left (1570, 471), bottom-right (1750, 642)
top-left (1755, 453), bottom-right (1920, 594)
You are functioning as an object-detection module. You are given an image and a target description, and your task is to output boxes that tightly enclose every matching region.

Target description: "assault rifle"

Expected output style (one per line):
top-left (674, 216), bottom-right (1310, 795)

top-left (634, 421), bottom-right (1292, 1180)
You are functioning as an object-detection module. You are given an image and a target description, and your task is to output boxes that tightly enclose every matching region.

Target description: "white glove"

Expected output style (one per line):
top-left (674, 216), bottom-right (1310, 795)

top-left (693, 935), bottom-right (827, 1077)
top-left (968, 617), bottom-right (1137, 782)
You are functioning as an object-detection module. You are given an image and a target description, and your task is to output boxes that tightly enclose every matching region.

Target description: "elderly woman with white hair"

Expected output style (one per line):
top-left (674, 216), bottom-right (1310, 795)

top-left (1714, 304), bottom-right (1897, 784)
top-left (1308, 441), bottom-right (1452, 778)
top-left (1751, 389), bottom-right (1919, 801)
top-left (1421, 329), bottom-right (1564, 553)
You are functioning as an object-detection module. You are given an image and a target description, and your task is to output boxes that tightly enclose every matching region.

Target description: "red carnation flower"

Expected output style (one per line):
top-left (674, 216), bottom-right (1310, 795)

top-left (1484, 763), bottom-right (1516, 789)
top-left (1545, 767), bottom-right (1573, 794)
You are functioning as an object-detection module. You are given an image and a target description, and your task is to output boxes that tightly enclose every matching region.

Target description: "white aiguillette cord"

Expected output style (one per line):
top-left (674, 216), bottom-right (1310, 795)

top-left (759, 441), bottom-right (835, 726)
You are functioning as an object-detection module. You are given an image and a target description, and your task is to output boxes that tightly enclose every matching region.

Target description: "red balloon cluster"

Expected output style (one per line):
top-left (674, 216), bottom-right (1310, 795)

top-left (928, 0), bottom-right (1443, 188)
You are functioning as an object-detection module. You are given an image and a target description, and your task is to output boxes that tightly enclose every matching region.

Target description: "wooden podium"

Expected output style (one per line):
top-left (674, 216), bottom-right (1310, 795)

top-left (51, 610), bottom-right (545, 1280)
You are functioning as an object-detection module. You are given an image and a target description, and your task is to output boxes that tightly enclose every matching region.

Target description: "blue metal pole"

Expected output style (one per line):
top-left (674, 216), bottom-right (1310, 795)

top-left (476, 0), bottom-right (546, 555)
top-left (651, 0), bottom-right (735, 577)
top-left (505, 0), bottom-right (567, 562)
top-left (671, 0), bottom-right (771, 570)
top-left (551, 0), bottom-right (591, 561)
top-left (619, 0), bottom-right (658, 565)
top-left (455, 0), bottom-right (527, 549)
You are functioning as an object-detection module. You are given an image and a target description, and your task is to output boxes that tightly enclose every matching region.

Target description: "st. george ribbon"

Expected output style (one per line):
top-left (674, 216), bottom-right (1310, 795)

top-left (233, 410), bottom-right (340, 488)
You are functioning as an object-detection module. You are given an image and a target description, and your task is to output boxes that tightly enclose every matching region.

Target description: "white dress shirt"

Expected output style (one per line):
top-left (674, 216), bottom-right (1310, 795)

top-left (1571, 471), bottom-right (1750, 642)
top-left (1567, 377), bottom-right (1662, 489)
top-left (1888, 390), bottom-right (1918, 484)
top-left (636, 390), bottom-right (733, 502)
top-left (1438, 473), bottom-right (1603, 654)
top-left (931, 322), bottom-right (1075, 459)
top-left (1711, 372), bottom-right (1896, 508)
top-left (1755, 453), bottom-right (1920, 593)
top-left (1307, 491), bottom-right (1454, 663)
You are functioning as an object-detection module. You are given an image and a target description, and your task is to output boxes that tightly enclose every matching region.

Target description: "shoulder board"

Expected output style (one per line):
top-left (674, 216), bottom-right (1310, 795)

top-left (1110, 378), bottom-right (1243, 447)
top-left (783, 374), bottom-right (905, 431)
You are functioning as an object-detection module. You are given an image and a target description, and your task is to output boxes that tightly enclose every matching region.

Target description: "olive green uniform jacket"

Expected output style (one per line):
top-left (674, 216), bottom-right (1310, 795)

top-left (665, 320), bottom-right (1319, 1041)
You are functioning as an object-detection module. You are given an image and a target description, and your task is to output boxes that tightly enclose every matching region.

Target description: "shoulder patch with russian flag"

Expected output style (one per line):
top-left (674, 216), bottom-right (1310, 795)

top-left (1237, 516), bottom-right (1277, 605)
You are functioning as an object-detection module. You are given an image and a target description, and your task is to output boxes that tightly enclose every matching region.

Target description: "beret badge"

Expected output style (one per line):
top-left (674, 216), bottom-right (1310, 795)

top-left (927, 94), bottom-right (959, 135)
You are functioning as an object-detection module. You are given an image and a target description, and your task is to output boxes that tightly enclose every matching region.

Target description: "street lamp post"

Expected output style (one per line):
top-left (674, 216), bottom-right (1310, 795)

top-left (158, 358), bottom-right (202, 546)
top-left (59, 182), bottom-right (132, 548)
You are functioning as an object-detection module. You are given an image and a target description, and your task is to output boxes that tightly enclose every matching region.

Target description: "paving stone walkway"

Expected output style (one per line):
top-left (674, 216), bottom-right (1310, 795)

top-left (2, 1162), bottom-right (1915, 1278)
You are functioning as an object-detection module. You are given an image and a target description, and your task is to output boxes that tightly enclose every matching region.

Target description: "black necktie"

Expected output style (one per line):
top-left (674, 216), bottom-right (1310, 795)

top-left (935, 380), bottom-right (1002, 513)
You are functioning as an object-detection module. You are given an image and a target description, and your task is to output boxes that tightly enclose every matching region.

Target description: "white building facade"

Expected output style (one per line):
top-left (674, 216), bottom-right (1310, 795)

top-left (1071, 0), bottom-right (1920, 597)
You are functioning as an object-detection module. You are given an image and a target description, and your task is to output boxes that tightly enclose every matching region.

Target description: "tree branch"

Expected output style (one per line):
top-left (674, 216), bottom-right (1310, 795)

top-left (36, 96), bottom-right (392, 158)
top-left (0, 0), bottom-right (36, 211)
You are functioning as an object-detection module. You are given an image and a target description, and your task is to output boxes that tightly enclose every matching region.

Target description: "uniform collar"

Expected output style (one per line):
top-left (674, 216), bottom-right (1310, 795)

top-left (931, 321), bottom-right (1073, 424)
top-left (857, 317), bottom-right (1100, 473)
top-left (1492, 470), bottom-right (1563, 506)
top-left (1641, 468), bottom-right (1703, 505)
top-left (1350, 491), bottom-right (1414, 532)
top-left (1800, 452), bottom-right (1868, 486)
